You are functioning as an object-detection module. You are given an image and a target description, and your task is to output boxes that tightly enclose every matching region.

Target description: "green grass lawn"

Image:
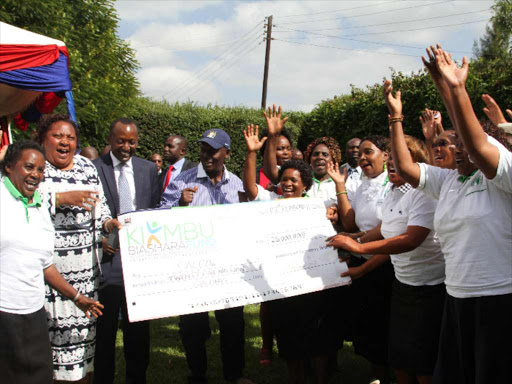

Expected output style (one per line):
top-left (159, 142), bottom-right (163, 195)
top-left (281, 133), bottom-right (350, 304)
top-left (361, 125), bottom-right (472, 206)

top-left (114, 304), bottom-right (373, 384)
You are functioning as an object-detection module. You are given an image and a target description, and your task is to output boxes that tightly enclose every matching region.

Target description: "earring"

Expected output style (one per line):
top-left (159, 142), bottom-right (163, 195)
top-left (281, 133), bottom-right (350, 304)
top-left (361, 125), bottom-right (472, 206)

top-left (383, 162), bottom-right (387, 171)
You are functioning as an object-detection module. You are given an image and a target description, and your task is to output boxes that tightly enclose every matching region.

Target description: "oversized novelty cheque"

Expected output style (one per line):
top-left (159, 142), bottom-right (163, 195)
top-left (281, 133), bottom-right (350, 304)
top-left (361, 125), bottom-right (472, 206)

top-left (118, 198), bottom-right (350, 322)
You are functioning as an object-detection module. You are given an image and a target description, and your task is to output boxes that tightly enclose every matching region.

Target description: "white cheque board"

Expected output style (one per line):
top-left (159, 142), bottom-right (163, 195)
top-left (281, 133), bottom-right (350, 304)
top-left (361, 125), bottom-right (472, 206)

top-left (119, 198), bottom-right (351, 322)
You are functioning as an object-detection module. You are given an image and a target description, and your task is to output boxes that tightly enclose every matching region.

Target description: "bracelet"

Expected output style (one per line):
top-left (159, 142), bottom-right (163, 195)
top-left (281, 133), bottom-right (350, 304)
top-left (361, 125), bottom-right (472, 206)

top-left (55, 193), bottom-right (60, 206)
top-left (388, 115), bottom-right (404, 124)
top-left (72, 292), bottom-right (81, 303)
top-left (336, 190), bottom-right (348, 196)
top-left (363, 230), bottom-right (368, 235)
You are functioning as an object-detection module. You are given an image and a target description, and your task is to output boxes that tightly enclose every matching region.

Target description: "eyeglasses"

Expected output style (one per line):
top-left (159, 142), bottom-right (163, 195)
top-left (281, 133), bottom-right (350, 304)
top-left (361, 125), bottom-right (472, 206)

top-left (432, 140), bottom-right (453, 148)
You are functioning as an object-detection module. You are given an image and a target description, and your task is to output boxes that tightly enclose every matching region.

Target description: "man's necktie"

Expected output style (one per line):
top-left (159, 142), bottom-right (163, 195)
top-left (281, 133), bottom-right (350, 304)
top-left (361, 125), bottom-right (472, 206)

top-left (163, 165), bottom-right (174, 192)
top-left (118, 162), bottom-right (134, 214)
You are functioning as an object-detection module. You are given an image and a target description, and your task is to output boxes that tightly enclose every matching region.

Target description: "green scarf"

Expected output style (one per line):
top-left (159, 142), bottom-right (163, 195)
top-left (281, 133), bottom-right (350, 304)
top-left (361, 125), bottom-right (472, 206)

top-left (457, 169), bottom-right (478, 184)
top-left (3, 177), bottom-right (42, 223)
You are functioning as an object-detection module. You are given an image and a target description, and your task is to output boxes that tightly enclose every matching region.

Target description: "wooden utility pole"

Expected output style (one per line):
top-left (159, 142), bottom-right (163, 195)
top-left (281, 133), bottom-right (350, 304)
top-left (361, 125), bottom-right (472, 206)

top-left (261, 15), bottom-right (273, 110)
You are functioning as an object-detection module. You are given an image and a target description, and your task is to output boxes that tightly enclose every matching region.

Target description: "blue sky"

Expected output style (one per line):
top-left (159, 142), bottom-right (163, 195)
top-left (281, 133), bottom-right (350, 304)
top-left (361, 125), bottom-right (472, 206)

top-left (115, 0), bottom-right (494, 111)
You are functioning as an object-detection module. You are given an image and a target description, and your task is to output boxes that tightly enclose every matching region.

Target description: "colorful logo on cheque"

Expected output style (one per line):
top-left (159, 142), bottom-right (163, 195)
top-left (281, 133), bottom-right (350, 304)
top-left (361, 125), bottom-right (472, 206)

top-left (146, 221), bottom-right (163, 246)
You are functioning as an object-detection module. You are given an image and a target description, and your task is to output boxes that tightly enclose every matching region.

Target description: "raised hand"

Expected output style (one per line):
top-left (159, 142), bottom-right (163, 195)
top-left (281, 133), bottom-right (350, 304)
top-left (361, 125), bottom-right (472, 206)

top-left (420, 109), bottom-right (436, 142)
top-left (482, 94), bottom-right (508, 126)
top-left (434, 47), bottom-right (468, 88)
top-left (422, 44), bottom-right (444, 84)
top-left (263, 104), bottom-right (288, 136)
top-left (383, 80), bottom-right (402, 117)
top-left (179, 186), bottom-right (198, 206)
top-left (243, 124), bottom-right (267, 152)
top-left (327, 161), bottom-right (347, 186)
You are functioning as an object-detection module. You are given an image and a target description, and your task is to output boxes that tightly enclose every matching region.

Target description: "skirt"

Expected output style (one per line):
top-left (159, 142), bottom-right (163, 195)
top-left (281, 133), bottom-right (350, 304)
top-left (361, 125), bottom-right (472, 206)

top-left (350, 256), bottom-right (394, 365)
top-left (388, 279), bottom-right (445, 375)
top-left (271, 288), bottom-right (341, 360)
top-left (0, 307), bottom-right (53, 384)
top-left (433, 292), bottom-right (512, 384)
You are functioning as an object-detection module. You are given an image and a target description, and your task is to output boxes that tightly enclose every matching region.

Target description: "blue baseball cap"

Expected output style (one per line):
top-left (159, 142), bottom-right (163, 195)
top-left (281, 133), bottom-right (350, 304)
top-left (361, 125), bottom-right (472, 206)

top-left (199, 129), bottom-right (231, 150)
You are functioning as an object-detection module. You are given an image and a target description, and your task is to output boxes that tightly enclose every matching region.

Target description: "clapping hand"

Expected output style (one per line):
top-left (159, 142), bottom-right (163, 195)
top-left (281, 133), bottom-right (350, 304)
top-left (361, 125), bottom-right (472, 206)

top-left (243, 124), bottom-right (267, 152)
top-left (263, 104), bottom-right (288, 136)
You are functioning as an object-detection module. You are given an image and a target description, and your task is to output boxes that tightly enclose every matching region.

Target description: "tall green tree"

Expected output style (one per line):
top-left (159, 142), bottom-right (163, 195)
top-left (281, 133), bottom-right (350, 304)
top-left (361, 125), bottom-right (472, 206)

top-left (473, 0), bottom-right (512, 59)
top-left (0, 0), bottom-right (139, 149)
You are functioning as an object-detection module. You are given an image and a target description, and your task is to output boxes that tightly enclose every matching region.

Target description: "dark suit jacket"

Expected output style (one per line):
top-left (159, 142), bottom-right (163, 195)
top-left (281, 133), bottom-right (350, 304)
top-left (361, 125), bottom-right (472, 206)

top-left (158, 158), bottom-right (197, 196)
top-left (93, 154), bottom-right (160, 286)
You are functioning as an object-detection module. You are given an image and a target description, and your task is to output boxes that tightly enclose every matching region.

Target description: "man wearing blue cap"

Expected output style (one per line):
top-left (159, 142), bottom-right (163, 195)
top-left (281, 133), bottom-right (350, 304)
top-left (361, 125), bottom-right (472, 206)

top-left (160, 129), bottom-right (251, 384)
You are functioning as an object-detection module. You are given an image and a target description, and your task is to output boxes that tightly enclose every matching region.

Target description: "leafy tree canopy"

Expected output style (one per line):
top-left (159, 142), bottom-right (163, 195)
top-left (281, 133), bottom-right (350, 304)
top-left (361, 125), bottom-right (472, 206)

top-left (473, 0), bottom-right (512, 59)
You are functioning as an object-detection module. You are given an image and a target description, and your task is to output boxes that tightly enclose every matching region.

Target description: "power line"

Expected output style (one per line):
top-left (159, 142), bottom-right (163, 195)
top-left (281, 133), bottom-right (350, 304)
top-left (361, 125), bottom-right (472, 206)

top-left (161, 21), bottom-right (263, 97)
top-left (176, 40), bottom-right (264, 102)
top-left (273, 38), bottom-right (420, 57)
top-left (273, 8), bottom-right (491, 32)
top-left (132, 20), bottom-right (264, 49)
top-left (161, 20), bottom-right (264, 99)
top-left (335, 18), bottom-right (488, 37)
top-left (166, 33), bottom-right (263, 102)
top-left (167, 34), bottom-right (263, 102)
top-left (276, 0), bottom-right (452, 25)
top-left (276, 0), bottom-right (400, 19)
top-left (272, 23), bottom-right (480, 54)
top-left (133, 37), bottom-right (260, 53)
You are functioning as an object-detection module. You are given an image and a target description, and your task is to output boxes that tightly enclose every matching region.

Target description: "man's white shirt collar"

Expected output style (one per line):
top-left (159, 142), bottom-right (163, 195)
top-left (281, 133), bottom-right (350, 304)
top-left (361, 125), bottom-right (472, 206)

top-left (110, 151), bottom-right (134, 170)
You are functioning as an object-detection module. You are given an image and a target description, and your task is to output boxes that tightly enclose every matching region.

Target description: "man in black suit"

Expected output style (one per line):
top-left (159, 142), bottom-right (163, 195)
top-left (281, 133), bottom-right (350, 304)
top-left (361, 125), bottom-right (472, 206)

top-left (93, 118), bottom-right (160, 384)
top-left (159, 134), bottom-right (197, 195)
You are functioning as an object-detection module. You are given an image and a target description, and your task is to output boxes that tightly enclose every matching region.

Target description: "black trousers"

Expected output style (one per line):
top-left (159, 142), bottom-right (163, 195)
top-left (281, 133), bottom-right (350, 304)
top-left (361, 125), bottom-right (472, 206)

top-left (93, 285), bottom-right (150, 384)
top-left (179, 306), bottom-right (245, 382)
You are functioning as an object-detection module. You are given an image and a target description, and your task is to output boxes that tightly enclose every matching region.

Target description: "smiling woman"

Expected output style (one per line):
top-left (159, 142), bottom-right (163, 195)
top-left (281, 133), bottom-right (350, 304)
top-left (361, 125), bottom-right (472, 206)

top-left (34, 115), bottom-right (118, 383)
top-left (303, 136), bottom-right (343, 207)
top-left (243, 123), bottom-right (345, 384)
top-left (0, 141), bottom-right (103, 384)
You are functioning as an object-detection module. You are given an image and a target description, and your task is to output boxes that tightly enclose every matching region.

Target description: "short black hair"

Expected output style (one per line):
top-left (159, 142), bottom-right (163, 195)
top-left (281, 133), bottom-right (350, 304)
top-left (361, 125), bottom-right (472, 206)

top-left (34, 114), bottom-right (79, 145)
top-left (259, 128), bottom-right (293, 155)
top-left (360, 134), bottom-right (390, 152)
top-left (0, 140), bottom-right (45, 174)
top-left (278, 159), bottom-right (313, 191)
top-left (167, 134), bottom-right (188, 149)
top-left (110, 117), bottom-right (138, 133)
